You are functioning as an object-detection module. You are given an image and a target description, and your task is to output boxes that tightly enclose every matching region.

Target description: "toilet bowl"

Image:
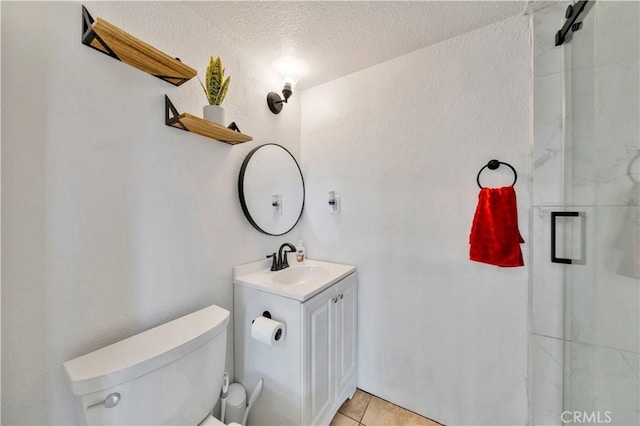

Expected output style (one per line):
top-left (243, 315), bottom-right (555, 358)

top-left (63, 304), bottom-right (234, 425)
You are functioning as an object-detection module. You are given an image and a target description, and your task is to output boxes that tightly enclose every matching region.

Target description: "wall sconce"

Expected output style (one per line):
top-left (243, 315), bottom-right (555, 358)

top-left (267, 56), bottom-right (307, 115)
top-left (267, 77), bottom-right (295, 115)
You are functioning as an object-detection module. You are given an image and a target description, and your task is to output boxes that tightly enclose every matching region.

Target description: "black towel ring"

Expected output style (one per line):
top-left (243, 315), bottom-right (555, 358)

top-left (476, 159), bottom-right (517, 188)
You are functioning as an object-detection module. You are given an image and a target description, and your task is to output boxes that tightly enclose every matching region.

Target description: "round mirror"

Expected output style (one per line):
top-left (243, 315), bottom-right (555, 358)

top-left (238, 144), bottom-right (305, 236)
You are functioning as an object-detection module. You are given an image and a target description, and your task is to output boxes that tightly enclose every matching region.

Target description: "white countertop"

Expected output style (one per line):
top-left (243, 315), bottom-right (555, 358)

top-left (233, 258), bottom-right (356, 302)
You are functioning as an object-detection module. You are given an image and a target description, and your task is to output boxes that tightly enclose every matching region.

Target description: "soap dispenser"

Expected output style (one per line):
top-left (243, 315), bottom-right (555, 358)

top-left (296, 240), bottom-right (305, 263)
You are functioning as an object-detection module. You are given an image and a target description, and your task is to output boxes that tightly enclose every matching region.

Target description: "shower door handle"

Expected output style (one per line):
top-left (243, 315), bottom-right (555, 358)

top-left (551, 211), bottom-right (585, 264)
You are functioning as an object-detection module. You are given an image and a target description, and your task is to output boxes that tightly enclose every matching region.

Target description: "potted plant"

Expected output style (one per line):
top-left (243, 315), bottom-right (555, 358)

top-left (200, 56), bottom-right (230, 125)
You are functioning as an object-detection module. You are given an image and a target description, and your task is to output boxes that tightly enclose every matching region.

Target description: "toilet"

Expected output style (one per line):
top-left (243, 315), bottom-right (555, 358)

top-left (62, 304), bottom-right (239, 426)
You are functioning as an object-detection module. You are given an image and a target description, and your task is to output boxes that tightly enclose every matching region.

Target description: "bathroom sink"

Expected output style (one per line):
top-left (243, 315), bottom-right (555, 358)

top-left (233, 259), bottom-right (356, 301)
top-left (271, 265), bottom-right (330, 286)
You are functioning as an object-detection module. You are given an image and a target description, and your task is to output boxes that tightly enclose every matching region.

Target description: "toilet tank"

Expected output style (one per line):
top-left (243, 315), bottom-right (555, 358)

top-left (63, 304), bottom-right (229, 425)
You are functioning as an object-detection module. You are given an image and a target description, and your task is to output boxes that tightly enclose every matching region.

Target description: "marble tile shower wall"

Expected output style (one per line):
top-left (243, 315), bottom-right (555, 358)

top-left (531, 2), bottom-right (639, 425)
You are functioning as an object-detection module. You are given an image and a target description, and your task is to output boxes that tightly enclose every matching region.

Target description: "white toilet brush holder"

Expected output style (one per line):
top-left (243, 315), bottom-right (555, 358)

top-left (242, 379), bottom-right (263, 425)
top-left (224, 383), bottom-right (247, 425)
top-left (221, 379), bottom-right (264, 425)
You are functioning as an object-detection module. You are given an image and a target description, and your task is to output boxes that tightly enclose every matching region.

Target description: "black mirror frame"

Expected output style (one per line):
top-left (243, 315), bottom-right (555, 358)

top-left (238, 144), bottom-right (305, 236)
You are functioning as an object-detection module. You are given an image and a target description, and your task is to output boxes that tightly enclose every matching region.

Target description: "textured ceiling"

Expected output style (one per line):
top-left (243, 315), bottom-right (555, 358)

top-left (185, 1), bottom-right (527, 90)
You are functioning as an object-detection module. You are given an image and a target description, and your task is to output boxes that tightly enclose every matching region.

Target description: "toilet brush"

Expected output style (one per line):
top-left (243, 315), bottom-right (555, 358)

top-left (241, 378), bottom-right (263, 426)
top-left (219, 372), bottom-right (230, 423)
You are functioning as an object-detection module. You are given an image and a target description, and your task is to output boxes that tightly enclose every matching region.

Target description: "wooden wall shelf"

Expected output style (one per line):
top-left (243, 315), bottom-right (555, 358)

top-left (165, 96), bottom-right (253, 145)
top-left (82, 6), bottom-right (196, 86)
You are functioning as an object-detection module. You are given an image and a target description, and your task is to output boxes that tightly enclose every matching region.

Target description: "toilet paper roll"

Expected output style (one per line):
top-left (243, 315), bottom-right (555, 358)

top-left (251, 316), bottom-right (285, 346)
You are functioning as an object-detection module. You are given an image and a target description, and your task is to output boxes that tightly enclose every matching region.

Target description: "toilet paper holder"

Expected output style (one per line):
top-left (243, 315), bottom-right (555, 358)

top-left (251, 311), bottom-right (283, 342)
top-left (251, 311), bottom-right (272, 324)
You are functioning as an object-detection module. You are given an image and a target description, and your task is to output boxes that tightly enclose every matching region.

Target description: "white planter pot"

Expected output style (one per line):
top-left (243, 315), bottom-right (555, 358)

top-left (203, 105), bottom-right (226, 126)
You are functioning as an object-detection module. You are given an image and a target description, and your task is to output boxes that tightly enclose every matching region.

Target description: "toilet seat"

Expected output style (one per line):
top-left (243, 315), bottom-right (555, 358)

top-left (199, 414), bottom-right (242, 426)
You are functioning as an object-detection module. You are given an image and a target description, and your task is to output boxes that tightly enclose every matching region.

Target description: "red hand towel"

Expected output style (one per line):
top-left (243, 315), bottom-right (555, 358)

top-left (469, 186), bottom-right (524, 267)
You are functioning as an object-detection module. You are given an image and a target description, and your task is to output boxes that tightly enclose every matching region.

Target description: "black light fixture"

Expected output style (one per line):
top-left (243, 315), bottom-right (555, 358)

top-left (267, 55), bottom-right (307, 114)
top-left (267, 82), bottom-right (293, 114)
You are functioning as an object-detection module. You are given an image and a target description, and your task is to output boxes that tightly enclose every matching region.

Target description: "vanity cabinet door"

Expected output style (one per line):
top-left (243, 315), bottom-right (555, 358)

top-left (334, 273), bottom-right (357, 403)
top-left (302, 286), bottom-right (335, 426)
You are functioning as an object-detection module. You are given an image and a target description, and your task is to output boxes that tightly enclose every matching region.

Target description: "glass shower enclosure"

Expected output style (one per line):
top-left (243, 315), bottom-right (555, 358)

top-left (532, 1), bottom-right (639, 425)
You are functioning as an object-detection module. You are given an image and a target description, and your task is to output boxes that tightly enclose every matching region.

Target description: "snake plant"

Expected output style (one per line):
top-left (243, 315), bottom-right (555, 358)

top-left (200, 56), bottom-right (230, 106)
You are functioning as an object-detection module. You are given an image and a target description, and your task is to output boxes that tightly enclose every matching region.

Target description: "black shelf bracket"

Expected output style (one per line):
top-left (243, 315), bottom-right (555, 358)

top-left (82, 5), bottom-right (119, 60)
top-left (555, 1), bottom-right (592, 46)
top-left (165, 95), bottom-right (189, 131)
top-left (153, 72), bottom-right (190, 87)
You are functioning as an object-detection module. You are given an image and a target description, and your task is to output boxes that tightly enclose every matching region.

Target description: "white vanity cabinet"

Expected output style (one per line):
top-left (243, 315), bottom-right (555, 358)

top-left (302, 272), bottom-right (357, 426)
top-left (233, 259), bottom-right (357, 426)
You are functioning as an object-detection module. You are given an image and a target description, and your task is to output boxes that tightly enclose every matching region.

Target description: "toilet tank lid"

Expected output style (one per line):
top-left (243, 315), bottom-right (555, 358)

top-left (62, 304), bottom-right (230, 396)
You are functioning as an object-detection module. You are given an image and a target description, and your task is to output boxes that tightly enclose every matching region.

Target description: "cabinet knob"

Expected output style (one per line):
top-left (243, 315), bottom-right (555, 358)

top-left (339, 294), bottom-right (344, 299)
top-left (332, 297), bottom-right (338, 303)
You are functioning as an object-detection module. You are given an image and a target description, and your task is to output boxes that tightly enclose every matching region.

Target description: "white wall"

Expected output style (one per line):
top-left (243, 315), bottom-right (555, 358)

top-left (3, 3), bottom-right (536, 425)
top-left (1, 2), bottom-right (300, 424)
top-left (300, 15), bottom-right (532, 426)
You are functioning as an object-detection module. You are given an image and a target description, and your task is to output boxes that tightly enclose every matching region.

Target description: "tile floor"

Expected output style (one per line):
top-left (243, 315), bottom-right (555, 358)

top-left (330, 389), bottom-right (443, 426)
